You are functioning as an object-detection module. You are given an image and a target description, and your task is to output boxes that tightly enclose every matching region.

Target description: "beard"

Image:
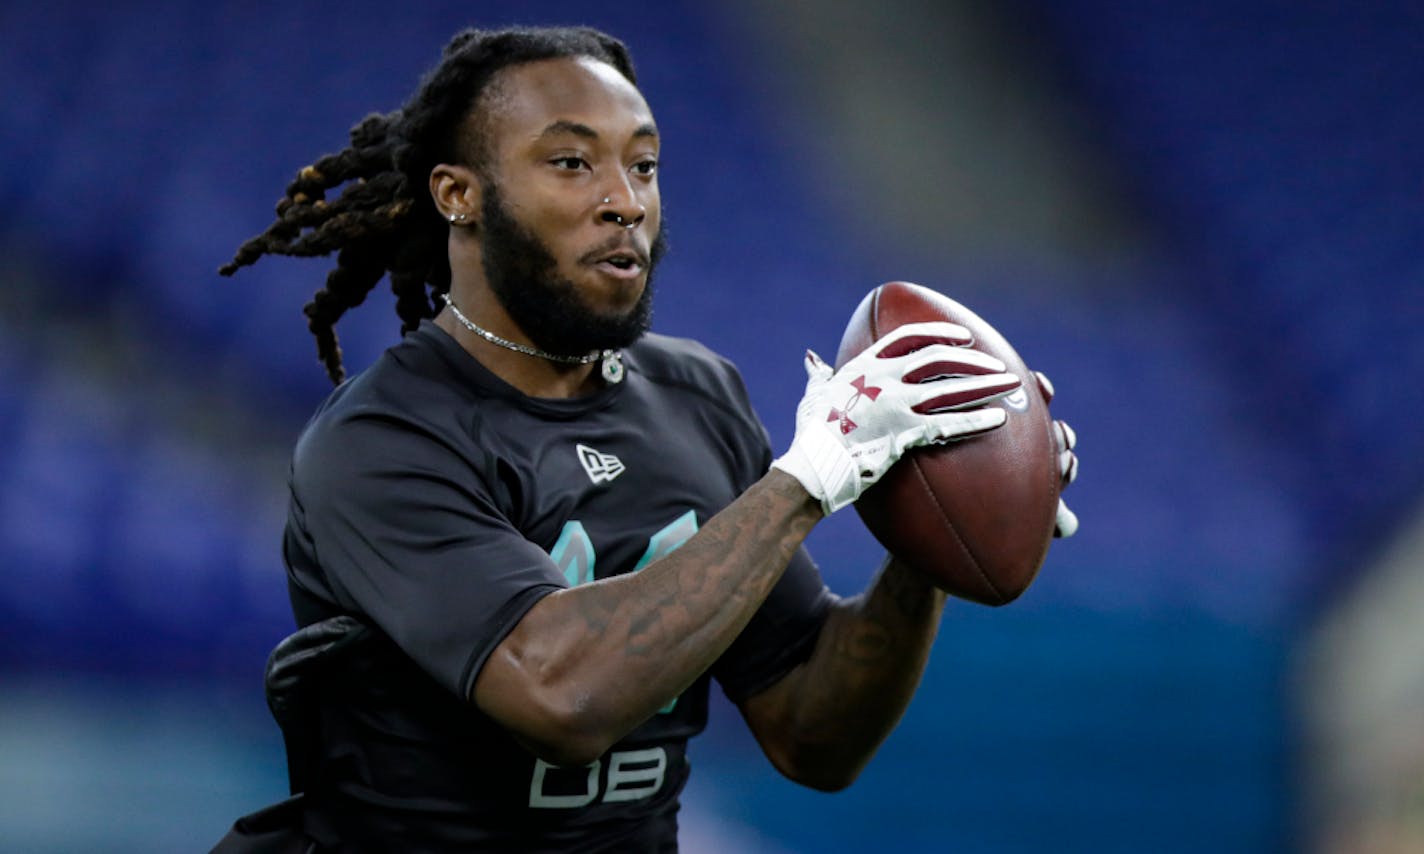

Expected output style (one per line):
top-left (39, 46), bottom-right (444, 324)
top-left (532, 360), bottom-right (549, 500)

top-left (479, 184), bottom-right (667, 358)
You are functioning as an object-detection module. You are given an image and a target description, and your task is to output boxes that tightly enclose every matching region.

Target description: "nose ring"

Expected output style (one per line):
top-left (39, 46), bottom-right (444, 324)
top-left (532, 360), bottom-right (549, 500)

top-left (601, 196), bottom-right (638, 229)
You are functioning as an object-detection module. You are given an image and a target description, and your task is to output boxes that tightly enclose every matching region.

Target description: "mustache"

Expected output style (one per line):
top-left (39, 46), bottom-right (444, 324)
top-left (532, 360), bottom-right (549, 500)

top-left (579, 232), bottom-right (654, 267)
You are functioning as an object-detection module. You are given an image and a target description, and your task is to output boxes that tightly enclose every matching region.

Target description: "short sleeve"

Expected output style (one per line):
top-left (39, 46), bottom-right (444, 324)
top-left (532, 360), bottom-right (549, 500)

top-left (712, 544), bottom-right (833, 703)
top-left (287, 411), bottom-right (564, 701)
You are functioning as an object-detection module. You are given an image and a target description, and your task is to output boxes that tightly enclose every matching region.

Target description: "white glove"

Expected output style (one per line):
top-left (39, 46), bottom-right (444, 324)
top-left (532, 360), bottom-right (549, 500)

top-left (1034, 370), bottom-right (1080, 538)
top-left (773, 321), bottom-right (1022, 515)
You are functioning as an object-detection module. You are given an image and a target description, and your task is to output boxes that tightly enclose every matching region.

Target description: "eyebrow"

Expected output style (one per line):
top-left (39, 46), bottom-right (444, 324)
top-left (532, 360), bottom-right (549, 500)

top-left (537, 120), bottom-right (659, 141)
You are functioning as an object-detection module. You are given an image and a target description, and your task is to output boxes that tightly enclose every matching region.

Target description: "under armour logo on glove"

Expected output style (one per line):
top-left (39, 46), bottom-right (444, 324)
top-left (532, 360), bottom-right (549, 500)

top-left (828, 375), bottom-right (882, 434)
top-left (772, 322), bottom-right (1022, 514)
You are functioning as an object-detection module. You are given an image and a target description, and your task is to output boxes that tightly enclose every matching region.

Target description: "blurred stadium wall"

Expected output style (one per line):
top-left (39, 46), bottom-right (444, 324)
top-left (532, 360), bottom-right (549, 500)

top-left (1298, 503), bottom-right (1424, 853)
top-left (1, 1), bottom-right (1420, 852)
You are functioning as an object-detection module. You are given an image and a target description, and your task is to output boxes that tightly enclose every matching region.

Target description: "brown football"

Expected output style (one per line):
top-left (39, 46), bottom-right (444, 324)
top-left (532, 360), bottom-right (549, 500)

top-left (834, 282), bottom-right (1059, 605)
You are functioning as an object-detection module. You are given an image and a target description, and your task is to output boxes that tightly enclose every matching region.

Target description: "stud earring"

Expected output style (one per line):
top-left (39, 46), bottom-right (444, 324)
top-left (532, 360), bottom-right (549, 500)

top-left (448, 212), bottom-right (468, 224)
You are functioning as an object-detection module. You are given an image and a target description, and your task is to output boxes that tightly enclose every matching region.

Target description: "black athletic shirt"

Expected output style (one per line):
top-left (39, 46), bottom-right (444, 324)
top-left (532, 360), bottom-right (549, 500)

top-left (281, 320), bottom-right (833, 852)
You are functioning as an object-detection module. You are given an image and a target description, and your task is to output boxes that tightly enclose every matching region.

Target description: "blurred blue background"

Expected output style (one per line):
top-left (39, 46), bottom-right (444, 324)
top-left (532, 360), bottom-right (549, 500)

top-left (2, 1), bottom-right (1422, 851)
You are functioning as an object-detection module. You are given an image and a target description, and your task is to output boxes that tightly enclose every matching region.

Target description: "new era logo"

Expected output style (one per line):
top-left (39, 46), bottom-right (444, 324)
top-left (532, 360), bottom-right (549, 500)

top-left (577, 444), bottom-right (626, 485)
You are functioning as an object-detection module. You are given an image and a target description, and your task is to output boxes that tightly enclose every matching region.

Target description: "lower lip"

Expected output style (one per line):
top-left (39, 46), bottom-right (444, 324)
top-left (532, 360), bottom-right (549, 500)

top-left (593, 261), bottom-right (644, 280)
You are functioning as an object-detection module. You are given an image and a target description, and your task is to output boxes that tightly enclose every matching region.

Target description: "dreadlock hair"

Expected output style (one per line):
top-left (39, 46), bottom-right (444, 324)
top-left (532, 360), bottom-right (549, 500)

top-left (219, 26), bottom-right (638, 384)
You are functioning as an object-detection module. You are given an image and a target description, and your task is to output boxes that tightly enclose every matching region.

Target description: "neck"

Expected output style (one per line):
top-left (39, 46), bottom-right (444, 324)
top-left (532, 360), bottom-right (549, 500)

top-left (441, 240), bottom-right (618, 399)
top-left (435, 296), bottom-right (604, 400)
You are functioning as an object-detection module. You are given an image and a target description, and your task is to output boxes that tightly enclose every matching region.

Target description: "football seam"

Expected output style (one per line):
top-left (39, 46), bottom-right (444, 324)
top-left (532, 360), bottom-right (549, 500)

top-left (908, 454), bottom-right (1003, 603)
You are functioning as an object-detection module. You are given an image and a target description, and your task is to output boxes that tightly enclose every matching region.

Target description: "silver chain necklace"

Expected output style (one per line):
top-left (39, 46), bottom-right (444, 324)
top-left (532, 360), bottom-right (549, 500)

top-left (442, 293), bottom-right (625, 384)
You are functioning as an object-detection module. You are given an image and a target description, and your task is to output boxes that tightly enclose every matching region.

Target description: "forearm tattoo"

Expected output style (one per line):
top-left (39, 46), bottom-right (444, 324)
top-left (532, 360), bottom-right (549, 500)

top-left (781, 558), bottom-right (943, 751)
top-left (562, 473), bottom-right (819, 695)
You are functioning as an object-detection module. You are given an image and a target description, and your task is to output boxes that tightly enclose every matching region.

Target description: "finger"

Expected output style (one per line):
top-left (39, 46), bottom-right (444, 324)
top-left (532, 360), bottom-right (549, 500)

top-left (1056, 419), bottom-right (1077, 451)
top-left (923, 406), bottom-right (1008, 442)
top-left (871, 321), bottom-right (974, 358)
top-left (901, 346), bottom-right (1007, 382)
top-left (1060, 450), bottom-right (1079, 484)
top-left (1034, 370), bottom-right (1055, 403)
top-left (1054, 498), bottom-right (1079, 538)
top-left (913, 373), bottom-right (1021, 413)
top-left (804, 349), bottom-right (833, 381)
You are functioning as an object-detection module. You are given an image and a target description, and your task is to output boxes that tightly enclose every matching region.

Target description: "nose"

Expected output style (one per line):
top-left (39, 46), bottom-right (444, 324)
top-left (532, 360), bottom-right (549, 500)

top-left (597, 194), bottom-right (645, 230)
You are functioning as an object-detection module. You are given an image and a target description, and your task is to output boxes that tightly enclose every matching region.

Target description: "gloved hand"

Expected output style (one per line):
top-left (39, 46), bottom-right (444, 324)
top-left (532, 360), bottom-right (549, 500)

top-left (1034, 371), bottom-right (1080, 538)
top-left (773, 322), bottom-right (1021, 515)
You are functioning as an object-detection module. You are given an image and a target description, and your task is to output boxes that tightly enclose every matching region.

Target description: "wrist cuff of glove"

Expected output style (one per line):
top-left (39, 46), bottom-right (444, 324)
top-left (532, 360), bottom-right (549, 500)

top-left (771, 426), bottom-right (859, 515)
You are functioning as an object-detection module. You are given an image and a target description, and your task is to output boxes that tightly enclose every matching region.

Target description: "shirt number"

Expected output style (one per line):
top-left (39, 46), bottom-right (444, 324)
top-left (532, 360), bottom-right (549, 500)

top-left (548, 510), bottom-right (699, 715)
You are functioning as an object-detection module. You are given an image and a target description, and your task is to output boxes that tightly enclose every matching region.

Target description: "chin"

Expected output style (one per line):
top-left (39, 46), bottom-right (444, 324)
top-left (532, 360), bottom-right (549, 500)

top-left (586, 273), bottom-right (647, 311)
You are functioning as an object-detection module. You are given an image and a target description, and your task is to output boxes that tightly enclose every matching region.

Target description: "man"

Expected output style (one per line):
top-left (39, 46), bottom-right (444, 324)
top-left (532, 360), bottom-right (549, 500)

top-left (216, 25), bottom-right (1078, 852)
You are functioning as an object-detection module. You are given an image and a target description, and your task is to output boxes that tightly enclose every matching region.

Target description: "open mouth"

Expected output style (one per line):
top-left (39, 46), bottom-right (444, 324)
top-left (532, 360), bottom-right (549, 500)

top-left (582, 233), bottom-right (651, 281)
top-left (592, 248), bottom-right (646, 278)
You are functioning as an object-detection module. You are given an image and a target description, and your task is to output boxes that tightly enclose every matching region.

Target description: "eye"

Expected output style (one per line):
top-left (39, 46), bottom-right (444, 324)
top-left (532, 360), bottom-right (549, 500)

top-left (550, 156), bottom-right (589, 171)
top-left (630, 158), bottom-right (658, 177)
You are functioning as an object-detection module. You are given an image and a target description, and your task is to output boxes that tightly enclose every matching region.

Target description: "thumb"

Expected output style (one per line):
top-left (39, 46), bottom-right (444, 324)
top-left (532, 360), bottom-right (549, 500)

top-left (1054, 497), bottom-right (1079, 538)
top-left (803, 349), bottom-right (834, 383)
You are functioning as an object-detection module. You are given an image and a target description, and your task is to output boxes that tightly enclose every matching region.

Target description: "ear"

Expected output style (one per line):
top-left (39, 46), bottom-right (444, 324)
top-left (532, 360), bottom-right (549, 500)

top-left (429, 163), bottom-right (482, 226)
